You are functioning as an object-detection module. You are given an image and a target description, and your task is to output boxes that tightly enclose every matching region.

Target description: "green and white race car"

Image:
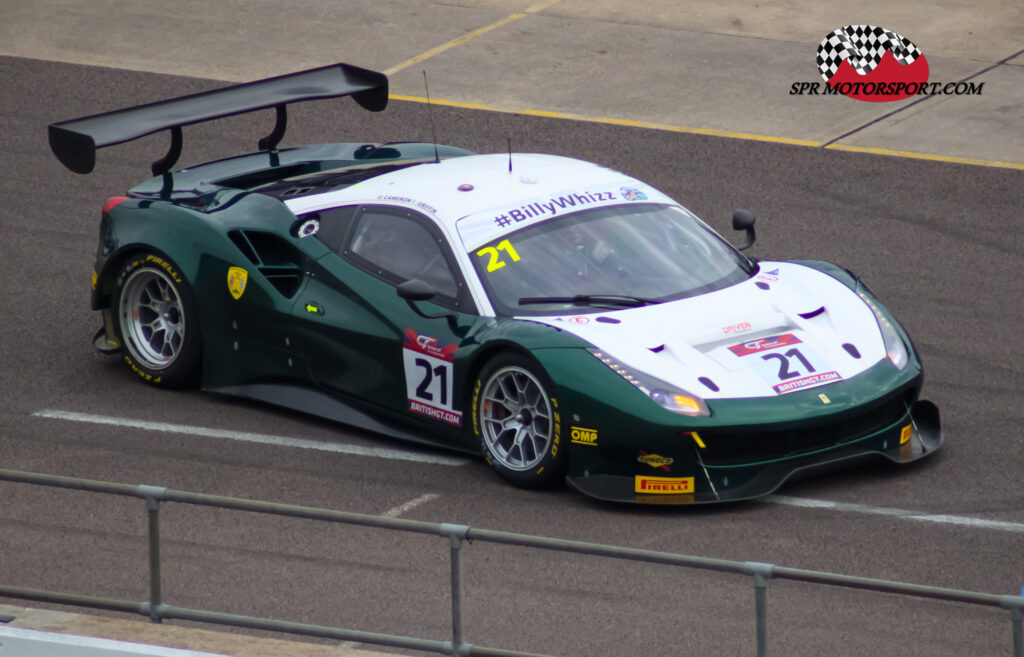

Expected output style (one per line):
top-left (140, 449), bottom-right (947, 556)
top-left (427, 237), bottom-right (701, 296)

top-left (50, 63), bottom-right (942, 504)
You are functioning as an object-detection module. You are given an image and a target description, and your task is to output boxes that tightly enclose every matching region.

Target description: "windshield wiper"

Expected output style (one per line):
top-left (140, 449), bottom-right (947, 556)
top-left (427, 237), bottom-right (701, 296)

top-left (518, 294), bottom-right (659, 308)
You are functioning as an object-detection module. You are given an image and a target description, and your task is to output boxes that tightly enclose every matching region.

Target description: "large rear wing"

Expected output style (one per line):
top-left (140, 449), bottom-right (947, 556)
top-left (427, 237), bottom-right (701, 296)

top-left (49, 62), bottom-right (388, 175)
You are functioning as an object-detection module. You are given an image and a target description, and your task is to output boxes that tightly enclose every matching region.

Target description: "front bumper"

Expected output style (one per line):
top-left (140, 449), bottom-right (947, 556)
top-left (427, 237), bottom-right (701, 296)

top-left (566, 399), bottom-right (942, 505)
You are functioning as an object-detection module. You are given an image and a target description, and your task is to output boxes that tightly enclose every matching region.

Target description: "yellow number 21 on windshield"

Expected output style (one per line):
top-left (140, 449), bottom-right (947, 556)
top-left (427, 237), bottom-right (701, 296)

top-left (476, 239), bottom-right (521, 272)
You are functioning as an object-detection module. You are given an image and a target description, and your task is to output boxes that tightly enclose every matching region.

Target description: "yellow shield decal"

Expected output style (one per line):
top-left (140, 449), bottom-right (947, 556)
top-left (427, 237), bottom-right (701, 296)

top-left (227, 267), bottom-right (248, 300)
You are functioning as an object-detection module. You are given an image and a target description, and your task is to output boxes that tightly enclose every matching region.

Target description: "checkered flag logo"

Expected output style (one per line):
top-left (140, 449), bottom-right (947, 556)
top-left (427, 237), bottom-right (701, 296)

top-left (817, 25), bottom-right (923, 81)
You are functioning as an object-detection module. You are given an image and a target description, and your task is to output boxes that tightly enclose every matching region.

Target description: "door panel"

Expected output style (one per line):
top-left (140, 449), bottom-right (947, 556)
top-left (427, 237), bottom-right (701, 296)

top-left (289, 205), bottom-right (478, 437)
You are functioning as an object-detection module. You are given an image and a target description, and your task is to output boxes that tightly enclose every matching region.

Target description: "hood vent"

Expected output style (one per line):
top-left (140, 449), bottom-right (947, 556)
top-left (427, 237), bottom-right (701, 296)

top-left (698, 377), bottom-right (720, 392)
top-left (799, 306), bottom-right (826, 319)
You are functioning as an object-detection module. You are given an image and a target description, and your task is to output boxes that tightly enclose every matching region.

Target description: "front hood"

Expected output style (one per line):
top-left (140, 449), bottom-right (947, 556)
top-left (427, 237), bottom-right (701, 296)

top-left (523, 262), bottom-right (892, 399)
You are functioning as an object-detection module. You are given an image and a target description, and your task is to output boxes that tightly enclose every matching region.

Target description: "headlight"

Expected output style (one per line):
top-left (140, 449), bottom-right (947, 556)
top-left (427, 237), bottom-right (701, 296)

top-left (855, 285), bottom-right (909, 369)
top-left (588, 349), bottom-right (710, 417)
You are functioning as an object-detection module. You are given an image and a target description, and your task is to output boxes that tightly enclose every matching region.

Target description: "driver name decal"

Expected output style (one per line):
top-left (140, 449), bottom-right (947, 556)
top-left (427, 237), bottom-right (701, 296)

top-left (403, 329), bottom-right (461, 426)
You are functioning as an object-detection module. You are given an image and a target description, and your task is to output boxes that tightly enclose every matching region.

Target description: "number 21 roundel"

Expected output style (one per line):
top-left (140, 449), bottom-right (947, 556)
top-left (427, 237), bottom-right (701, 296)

top-left (402, 329), bottom-right (462, 427)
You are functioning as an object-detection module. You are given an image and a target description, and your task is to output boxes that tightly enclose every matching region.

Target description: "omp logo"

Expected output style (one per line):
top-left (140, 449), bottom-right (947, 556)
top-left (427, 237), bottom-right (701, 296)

top-left (634, 476), bottom-right (694, 494)
top-left (570, 426), bottom-right (598, 446)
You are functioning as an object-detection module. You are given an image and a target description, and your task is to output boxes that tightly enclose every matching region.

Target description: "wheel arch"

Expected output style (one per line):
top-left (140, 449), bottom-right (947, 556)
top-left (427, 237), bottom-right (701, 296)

top-left (95, 243), bottom-right (198, 309)
top-left (461, 341), bottom-right (553, 410)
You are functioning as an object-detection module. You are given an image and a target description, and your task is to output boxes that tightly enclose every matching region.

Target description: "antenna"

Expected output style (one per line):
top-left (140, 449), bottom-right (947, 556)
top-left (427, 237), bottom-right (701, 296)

top-left (422, 71), bottom-right (440, 164)
top-left (507, 137), bottom-right (513, 173)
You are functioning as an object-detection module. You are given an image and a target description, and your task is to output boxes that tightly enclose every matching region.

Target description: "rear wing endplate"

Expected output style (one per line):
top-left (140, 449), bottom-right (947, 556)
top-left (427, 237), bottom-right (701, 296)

top-left (49, 62), bottom-right (388, 175)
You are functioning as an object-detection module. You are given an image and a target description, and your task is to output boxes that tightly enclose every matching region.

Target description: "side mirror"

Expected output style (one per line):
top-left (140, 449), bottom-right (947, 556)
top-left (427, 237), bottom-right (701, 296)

top-left (397, 279), bottom-right (455, 323)
top-left (732, 208), bottom-right (756, 251)
top-left (397, 278), bottom-right (437, 302)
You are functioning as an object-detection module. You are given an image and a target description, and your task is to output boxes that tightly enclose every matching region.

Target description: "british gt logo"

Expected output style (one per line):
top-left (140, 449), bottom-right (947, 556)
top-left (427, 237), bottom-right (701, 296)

top-left (404, 329), bottom-right (457, 361)
top-left (728, 333), bottom-right (801, 357)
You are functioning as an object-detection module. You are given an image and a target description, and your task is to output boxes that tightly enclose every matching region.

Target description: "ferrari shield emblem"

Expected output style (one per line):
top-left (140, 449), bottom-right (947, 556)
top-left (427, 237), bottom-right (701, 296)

top-left (227, 267), bottom-right (248, 300)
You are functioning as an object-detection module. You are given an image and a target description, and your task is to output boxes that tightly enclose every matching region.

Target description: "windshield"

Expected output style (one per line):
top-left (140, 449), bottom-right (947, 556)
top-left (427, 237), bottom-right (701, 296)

top-left (469, 204), bottom-right (754, 315)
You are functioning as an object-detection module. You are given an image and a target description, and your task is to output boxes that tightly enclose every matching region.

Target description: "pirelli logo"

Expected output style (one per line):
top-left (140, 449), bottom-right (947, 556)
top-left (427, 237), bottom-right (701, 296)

top-left (635, 475), bottom-right (694, 494)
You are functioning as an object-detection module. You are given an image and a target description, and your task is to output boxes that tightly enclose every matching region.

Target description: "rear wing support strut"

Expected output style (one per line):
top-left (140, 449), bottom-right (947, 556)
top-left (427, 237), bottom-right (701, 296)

top-left (152, 126), bottom-right (183, 177)
top-left (258, 105), bottom-right (288, 153)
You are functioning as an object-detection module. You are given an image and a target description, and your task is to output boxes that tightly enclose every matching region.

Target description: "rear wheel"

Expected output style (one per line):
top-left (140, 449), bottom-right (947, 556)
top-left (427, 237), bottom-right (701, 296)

top-left (112, 253), bottom-right (201, 388)
top-left (473, 354), bottom-right (565, 488)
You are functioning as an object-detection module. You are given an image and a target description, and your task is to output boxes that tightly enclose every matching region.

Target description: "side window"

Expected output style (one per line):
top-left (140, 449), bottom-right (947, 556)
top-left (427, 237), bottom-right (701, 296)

top-left (310, 205), bottom-right (357, 252)
top-left (345, 206), bottom-right (463, 306)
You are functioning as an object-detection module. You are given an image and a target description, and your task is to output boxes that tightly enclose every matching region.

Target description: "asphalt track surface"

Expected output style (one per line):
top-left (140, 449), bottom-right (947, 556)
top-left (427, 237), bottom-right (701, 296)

top-left (1, 56), bottom-right (1023, 657)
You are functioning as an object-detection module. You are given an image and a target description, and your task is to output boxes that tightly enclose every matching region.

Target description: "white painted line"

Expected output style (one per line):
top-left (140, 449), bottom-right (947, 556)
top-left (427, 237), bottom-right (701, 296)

top-left (382, 493), bottom-right (441, 518)
top-left (0, 625), bottom-right (226, 656)
top-left (33, 409), bottom-right (470, 467)
top-left (768, 495), bottom-right (1024, 533)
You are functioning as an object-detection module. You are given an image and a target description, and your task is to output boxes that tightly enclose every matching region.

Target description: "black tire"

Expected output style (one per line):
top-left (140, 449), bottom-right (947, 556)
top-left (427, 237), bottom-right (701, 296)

top-left (112, 252), bottom-right (201, 388)
top-left (472, 353), bottom-right (565, 488)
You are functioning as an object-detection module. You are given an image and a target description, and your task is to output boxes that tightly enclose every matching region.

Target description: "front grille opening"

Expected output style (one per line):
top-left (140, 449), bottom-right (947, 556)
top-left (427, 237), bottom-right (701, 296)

top-left (700, 394), bottom-right (912, 466)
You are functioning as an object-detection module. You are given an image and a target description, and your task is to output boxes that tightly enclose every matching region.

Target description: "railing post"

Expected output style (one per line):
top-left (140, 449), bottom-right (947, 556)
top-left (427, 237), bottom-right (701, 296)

top-left (138, 485), bottom-right (167, 623)
top-left (440, 523), bottom-right (472, 657)
top-left (744, 562), bottom-right (774, 657)
top-left (1006, 596), bottom-right (1023, 657)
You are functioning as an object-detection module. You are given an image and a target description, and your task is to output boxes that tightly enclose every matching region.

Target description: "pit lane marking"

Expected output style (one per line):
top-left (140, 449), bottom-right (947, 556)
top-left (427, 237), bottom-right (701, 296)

top-left (0, 626), bottom-right (222, 657)
top-left (383, 0), bottom-right (563, 77)
top-left (768, 495), bottom-right (1024, 534)
top-left (389, 92), bottom-right (1024, 170)
top-left (33, 409), bottom-right (469, 467)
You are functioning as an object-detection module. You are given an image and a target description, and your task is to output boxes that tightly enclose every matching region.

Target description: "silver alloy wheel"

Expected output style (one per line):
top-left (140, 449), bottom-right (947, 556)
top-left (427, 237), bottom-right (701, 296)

top-left (119, 268), bottom-right (186, 370)
top-left (479, 365), bottom-right (554, 472)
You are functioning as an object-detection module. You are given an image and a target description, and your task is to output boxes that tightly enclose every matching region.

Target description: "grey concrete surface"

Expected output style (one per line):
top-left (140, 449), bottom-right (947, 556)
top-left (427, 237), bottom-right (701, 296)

top-left (0, 0), bottom-right (1020, 165)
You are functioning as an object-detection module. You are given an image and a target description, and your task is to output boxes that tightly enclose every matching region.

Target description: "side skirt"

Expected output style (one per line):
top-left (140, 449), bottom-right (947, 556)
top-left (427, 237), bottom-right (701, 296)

top-left (208, 383), bottom-right (477, 455)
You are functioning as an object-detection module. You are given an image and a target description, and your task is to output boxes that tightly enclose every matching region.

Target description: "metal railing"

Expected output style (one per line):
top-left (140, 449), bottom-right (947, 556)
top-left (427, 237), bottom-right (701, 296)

top-left (0, 468), bottom-right (1020, 657)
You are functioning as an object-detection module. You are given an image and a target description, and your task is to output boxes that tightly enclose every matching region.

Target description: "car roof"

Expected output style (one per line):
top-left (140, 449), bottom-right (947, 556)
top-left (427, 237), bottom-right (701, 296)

top-left (283, 152), bottom-right (648, 232)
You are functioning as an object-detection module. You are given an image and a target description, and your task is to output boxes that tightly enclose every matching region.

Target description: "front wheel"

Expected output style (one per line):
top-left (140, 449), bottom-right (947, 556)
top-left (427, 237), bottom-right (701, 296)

top-left (472, 354), bottom-right (565, 488)
top-left (112, 252), bottom-right (201, 388)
